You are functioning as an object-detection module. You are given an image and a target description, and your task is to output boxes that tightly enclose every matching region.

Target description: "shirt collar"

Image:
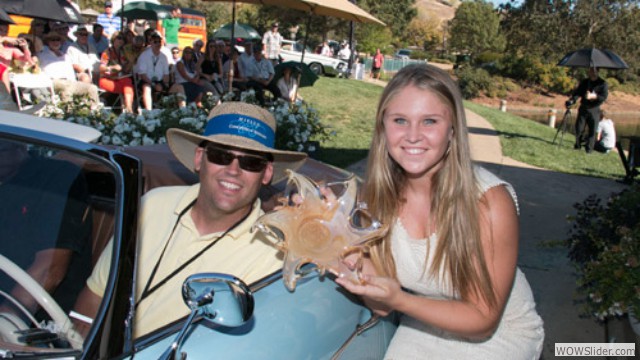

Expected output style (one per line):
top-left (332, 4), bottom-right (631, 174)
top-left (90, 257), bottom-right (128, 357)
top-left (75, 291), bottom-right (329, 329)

top-left (174, 184), bottom-right (263, 241)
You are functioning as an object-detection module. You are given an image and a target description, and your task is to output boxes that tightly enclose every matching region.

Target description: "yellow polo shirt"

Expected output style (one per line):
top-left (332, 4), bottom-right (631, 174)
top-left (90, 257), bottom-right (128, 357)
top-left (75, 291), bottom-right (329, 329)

top-left (87, 184), bottom-right (283, 338)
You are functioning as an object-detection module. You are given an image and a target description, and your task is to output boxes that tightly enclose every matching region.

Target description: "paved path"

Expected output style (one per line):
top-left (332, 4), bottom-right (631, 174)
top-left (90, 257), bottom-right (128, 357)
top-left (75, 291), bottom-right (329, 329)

top-left (344, 101), bottom-right (637, 358)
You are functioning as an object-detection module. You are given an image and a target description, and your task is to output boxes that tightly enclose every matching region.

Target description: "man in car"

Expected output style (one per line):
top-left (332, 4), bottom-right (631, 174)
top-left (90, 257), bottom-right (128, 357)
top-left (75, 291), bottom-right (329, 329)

top-left (72, 102), bottom-right (307, 338)
top-left (0, 139), bottom-right (92, 319)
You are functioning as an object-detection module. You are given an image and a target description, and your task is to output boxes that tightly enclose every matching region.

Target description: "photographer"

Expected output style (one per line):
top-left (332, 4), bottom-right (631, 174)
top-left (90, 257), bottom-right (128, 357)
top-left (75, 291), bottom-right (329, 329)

top-left (0, 23), bottom-right (35, 91)
top-left (565, 67), bottom-right (608, 153)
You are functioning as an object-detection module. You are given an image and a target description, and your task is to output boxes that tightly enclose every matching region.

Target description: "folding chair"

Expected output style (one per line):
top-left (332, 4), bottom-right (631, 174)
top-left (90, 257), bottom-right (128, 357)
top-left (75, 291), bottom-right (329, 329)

top-left (10, 73), bottom-right (56, 111)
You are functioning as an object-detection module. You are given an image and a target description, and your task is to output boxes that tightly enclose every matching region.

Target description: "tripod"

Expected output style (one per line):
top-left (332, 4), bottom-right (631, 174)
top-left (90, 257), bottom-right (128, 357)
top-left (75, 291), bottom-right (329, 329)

top-left (552, 107), bottom-right (574, 147)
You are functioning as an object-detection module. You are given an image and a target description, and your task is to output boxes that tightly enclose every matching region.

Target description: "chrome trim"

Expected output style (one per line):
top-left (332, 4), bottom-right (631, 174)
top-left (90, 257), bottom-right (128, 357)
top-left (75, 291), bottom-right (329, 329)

top-left (330, 314), bottom-right (380, 360)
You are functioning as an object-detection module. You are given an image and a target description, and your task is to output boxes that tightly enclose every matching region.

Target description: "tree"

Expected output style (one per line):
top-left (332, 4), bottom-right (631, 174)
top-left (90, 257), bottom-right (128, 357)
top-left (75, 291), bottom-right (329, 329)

top-left (360, 0), bottom-right (417, 40)
top-left (403, 17), bottom-right (442, 51)
top-left (449, 0), bottom-right (505, 56)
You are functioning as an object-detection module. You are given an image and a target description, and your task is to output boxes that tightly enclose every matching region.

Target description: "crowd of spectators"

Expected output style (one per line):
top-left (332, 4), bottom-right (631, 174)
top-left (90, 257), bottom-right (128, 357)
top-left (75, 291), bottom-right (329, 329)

top-left (2, 6), bottom-right (298, 113)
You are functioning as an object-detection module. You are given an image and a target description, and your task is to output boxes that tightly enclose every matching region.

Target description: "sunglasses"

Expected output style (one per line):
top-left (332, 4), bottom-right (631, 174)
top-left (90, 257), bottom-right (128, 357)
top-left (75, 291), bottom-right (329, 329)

top-left (204, 145), bottom-right (269, 172)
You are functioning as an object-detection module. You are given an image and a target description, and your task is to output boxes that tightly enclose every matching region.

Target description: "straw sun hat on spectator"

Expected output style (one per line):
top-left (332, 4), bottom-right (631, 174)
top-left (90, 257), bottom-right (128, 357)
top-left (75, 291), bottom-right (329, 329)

top-left (167, 102), bottom-right (307, 183)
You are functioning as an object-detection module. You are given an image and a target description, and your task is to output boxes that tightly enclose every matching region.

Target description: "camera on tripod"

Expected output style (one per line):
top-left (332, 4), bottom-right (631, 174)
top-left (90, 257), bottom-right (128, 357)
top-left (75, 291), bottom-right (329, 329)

top-left (565, 99), bottom-right (575, 108)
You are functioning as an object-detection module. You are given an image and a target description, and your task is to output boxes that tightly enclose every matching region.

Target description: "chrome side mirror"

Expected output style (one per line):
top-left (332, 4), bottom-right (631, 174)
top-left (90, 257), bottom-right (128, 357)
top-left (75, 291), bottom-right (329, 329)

top-left (160, 273), bottom-right (254, 360)
top-left (182, 273), bottom-right (254, 326)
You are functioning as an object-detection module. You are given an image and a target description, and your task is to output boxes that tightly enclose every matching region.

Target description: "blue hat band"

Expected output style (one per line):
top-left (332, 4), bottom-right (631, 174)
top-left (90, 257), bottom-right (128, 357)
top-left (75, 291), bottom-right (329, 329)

top-left (204, 114), bottom-right (275, 148)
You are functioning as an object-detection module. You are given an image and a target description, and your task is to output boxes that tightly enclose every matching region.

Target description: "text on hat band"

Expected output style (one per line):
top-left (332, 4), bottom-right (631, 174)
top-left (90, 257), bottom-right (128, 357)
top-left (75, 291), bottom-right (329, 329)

top-left (205, 114), bottom-right (275, 148)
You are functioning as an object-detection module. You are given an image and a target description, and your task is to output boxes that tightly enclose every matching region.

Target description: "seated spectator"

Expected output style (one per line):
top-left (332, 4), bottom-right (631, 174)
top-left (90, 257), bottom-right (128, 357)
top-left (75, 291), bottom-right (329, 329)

top-left (276, 66), bottom-right (299, 103)
top-left (123, 28), bottom-right (135, 46)
top-left (174, 46), bottom-right (207, 107)
top-left (0, 63), bottom-right (14, 106)
top-left (51, 22), bottom-right (74, 52)
top-left (170, 46), bottom-right (180, 63)
top-left (222, 48), bottom-right (247, 92)
top-left (99, 31), bottom-right (134, 113)
top-left (595, 110), bottom-right (616, 154)
top-left (38, 32), bottom-right (99, 106)
top-left (246, 44), bottom-right (280, 105)
top-left (192, 38), bottom-right (204, 62)
top-left (26, 18), bottom-right (46, 54)
top-left (122, 35), bottom-right (146, 75)
top-left (0, 23), bottom-right (34, 70)
top-left (88, 23), bottom-right (109, 58)
top-left (199, 39), bottom-right (223, 94)
top-left (136, 32), bottom-right (180, 110)
top-left (238, 41), bottom-right (253, 79)
top-left (67, 26), bottom-right (100, 83)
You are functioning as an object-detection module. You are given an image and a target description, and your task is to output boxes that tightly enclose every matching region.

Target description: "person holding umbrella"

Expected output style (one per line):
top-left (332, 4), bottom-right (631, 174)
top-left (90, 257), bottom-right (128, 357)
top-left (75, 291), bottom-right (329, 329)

top-left (565, 67), bottom-right (608, 153)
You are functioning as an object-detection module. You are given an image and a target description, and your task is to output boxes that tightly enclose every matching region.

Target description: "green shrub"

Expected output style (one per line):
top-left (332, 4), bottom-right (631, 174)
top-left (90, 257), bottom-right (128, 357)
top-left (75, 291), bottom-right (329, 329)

top-left (606, 77), bottom-right (620, 91)
top-left (456, 66), bottom-right (493, 99)
top-left (474, 51), bottom-right (503, 66)
top-left (410, 50), bottom-right (430, 60)
top-left (566, 184), bottom-right (640, 321)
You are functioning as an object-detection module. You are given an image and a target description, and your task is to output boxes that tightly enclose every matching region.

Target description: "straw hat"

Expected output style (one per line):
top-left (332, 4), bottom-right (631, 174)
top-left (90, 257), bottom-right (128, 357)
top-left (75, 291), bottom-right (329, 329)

top-left (43, 32), bottom-right (64, 42)
top-left (167, 102), bottom-right (307, 183)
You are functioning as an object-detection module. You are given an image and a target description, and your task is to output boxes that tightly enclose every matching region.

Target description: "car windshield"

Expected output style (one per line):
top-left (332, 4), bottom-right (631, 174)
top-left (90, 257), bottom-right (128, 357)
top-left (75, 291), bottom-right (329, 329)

top-left (0, 136), bottom-right (117, 355)
top-left (398, 50), bottom-right (411, 56)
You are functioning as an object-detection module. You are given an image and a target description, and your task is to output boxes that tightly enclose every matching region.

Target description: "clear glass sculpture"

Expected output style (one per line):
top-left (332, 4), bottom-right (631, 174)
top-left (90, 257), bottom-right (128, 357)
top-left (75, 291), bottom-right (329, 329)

top-left (253, 170), bottom-right (388, 291)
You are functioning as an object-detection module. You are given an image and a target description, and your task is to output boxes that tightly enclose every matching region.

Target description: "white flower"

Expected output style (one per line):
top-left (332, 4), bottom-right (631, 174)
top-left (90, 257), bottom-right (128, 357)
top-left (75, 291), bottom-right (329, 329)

top-left (112, 135), bottom-right (123, 145)
top-left (159, 136), bottom-right (167, 144)
top-left (114, 124), bottom-right (124, 134)
top-left (129, 138), bottom-right (141, 146)
top-left (101, 135), bottom-right (111, 144)
top-left (132, 131), bottom-right (141, 138)
top-left (146, 124), bottom-right (156, 132)
top-left (142, 135), bottom-right (155, 145)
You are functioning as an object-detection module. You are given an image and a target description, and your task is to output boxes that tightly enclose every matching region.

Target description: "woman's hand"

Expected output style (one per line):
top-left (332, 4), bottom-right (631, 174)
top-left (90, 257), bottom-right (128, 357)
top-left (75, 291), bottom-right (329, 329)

top-left (335, 274), bottom-right (400, 316)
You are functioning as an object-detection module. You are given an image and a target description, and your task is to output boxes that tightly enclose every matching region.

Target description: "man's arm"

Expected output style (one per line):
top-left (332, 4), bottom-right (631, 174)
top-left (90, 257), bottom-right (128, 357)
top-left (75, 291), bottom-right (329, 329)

top-left (6, 249), bottom-right (73, 314)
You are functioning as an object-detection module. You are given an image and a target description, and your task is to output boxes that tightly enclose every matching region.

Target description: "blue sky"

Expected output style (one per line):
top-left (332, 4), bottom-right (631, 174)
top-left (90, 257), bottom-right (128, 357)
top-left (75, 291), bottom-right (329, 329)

top-left (487, 0), bottom-right (522, 8)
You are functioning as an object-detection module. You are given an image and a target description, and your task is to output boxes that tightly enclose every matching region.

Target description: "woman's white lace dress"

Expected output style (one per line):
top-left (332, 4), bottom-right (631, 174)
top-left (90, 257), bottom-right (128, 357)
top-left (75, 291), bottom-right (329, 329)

top-left (385, 167), bottom-right (544, 360)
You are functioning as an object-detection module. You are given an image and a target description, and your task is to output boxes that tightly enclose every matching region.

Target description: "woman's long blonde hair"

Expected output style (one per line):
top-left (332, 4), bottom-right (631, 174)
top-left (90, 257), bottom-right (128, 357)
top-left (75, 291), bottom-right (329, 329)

top-left (363, 64), bottom-right (496, 307)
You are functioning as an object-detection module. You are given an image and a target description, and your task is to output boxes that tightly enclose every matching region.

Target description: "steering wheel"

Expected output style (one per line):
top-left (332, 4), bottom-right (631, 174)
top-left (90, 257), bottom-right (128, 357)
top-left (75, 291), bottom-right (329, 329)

top-left (0, 254), bottom-right (84, 349)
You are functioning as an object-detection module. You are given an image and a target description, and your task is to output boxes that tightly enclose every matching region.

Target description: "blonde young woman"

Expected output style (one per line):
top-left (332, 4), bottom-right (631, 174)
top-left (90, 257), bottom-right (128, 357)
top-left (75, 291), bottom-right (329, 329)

top-left (336, 64), bottom-right (544, 359)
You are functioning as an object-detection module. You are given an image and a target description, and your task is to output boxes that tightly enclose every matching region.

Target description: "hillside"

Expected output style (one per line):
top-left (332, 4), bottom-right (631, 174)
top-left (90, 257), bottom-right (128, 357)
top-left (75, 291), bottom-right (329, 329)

top-left (415, 0), bottom-right (459, 24)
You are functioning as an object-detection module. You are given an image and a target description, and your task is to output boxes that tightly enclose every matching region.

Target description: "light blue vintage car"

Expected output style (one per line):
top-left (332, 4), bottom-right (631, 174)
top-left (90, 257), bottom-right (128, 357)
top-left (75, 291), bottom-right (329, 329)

top-left (0, 111), bottom-right (396, 359)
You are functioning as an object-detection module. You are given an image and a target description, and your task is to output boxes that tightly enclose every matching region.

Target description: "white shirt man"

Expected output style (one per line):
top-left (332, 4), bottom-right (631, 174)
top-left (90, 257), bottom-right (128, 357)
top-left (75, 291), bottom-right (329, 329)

top-left (136, 34), bottom-right (171, 110)
top-left (262, 23), bottom-right (282, 64)
top-left (39, 33), bottom-right (99, 105)
top-left (595, 113), bottom-right (616, 153)
top-left (337, 43), bottom-right (351, 61)
top-left (67, 27), bottom-right (100, 82)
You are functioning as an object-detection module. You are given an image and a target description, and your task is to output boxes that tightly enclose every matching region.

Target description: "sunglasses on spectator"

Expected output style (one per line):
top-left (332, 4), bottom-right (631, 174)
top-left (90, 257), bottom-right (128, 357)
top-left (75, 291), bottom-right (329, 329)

top-left (115, 36), bottom-right (124, 40)
top-left (77, 33), bottom-right (88, 37)
top-left (203, 145), bottom-right (269, 172)
top-left (172, 50), bottom-right (180, 54)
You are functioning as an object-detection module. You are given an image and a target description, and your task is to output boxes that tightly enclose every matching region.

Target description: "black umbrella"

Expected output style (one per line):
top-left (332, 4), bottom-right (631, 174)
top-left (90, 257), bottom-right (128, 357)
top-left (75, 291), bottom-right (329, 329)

top-left (0, 9), bottom-right (15, 25)
top-left (116, 1), bottom-right (170, 21)
top-left (273, 61), bottom-right (318, 88)
top-left (212, 23), bottom-right (261, 41)
top-left (558, 48), bottom-right (629, 69)
top-left (1, 0), bottom-right (84, 24)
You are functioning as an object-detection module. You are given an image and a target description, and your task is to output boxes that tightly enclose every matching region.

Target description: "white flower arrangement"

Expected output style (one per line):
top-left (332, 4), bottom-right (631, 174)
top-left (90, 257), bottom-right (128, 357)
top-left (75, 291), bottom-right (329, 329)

top-left (39, 91), bottom-right (333, 153)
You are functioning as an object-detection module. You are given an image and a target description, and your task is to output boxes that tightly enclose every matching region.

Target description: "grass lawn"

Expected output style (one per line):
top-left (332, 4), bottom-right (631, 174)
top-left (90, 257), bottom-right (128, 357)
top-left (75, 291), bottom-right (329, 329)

top-left (298, 77), bottom-right (383, 168)
top-left (297, 77), bottom-right (626, 180)
top-left (464, 102), bottom-right (626, 180)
